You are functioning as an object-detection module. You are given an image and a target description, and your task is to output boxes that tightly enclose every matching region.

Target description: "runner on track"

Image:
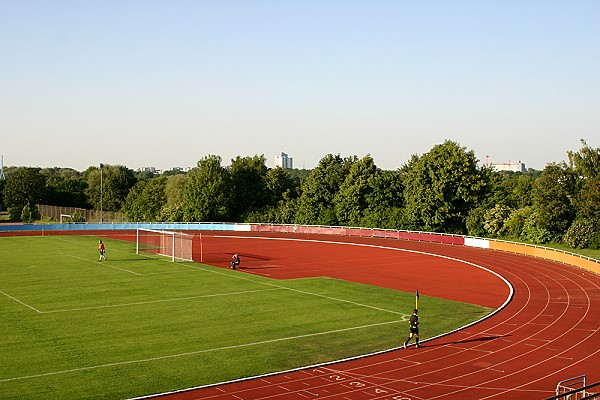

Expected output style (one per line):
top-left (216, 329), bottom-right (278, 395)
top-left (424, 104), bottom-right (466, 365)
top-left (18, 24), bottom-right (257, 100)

top-left (403, 309), bottom-right (420, 348)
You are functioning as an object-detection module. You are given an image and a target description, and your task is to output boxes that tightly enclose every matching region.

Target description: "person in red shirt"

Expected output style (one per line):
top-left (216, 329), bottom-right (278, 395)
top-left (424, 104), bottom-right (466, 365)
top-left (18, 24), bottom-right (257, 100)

top-left (98, 240), bottom-right (107, 261)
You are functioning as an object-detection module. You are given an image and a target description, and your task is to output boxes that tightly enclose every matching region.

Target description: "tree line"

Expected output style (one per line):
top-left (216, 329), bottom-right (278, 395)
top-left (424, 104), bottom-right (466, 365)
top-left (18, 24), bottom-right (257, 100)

top-left (1, 140), bottom-right (598, 249)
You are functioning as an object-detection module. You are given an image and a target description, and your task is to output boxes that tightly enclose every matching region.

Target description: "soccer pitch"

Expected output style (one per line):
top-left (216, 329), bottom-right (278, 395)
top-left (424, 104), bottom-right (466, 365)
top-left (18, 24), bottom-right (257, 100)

top-left (0, 235), bottom-right (493, 399)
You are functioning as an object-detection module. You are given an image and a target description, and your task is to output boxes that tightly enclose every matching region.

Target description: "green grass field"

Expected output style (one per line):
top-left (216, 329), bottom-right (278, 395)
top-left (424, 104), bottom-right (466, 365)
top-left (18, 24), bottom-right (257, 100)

top-left (0, 235), bottom-right (493, 399)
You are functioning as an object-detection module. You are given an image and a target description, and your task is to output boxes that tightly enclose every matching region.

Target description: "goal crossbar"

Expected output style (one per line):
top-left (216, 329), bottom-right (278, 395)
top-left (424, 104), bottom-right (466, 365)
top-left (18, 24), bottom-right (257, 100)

top-left (136, 228), bottom-right (193, 262)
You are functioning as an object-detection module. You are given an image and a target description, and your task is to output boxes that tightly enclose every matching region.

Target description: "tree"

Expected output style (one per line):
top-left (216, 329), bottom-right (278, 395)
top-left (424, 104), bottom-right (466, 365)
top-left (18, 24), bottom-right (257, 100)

top-left (124, 177), bottom-right (167, 221)
top-left (0, 178), bottom-right (5, 210)
top-left (491, 171), bottom-right (538, 209)
top-left (295, 154), bottom-right (355, 225)
top-left (402, 141), bottom-right (491, 234)
top-left (21, 203), bottom-right (37, 223)
top-left (158, 174), bottom-right (188, 221)
top-left (568, 139), bottom-right (600, 223)
top-left (466, 206), bottom-right (488, 237)
top-left (504, 206), bottom-right (532, 239)
top-left (361, 168), bottom-right (405, 229)
top-left (183, 155), bottom-right (232, 222)
top-left (229, 155), bottom-right (269, 220)
top-left (483, 204), bottom-right (512, 238)
top-left (334, 155), bottom-right (378, 226)
top-left (531, 162), bottom-right (576, 238)
top-left (264, 167), bottom-right (299, 205)
top-left (3, 167), bottom-right (46, 220)
top-left (84, 165), bottom-right (137, 212)
top-left (568, 139), bottom-right (600, 180)
top-left (42, 170), bottom-right (88, 208)
top-left (579, 178), bottom-right (600, 222)
top-left (333, 155), bottom-right (403, 227)
top-left (243, 165), bottom-right (299, 225)
top-left (162, 168), bottom-right (187, 177)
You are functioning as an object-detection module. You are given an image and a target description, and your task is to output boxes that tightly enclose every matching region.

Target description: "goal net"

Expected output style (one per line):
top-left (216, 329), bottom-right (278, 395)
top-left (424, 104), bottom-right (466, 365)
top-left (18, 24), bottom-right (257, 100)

top-left (136, 228), bottom-right (194, 262)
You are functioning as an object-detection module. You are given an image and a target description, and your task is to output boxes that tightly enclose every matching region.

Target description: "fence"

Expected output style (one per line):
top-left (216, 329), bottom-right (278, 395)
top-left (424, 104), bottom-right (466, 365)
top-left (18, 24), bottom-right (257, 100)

top-left (36, 204), bottom-right (126, 223)
top-left (545, 375), bottom-right (600, 399)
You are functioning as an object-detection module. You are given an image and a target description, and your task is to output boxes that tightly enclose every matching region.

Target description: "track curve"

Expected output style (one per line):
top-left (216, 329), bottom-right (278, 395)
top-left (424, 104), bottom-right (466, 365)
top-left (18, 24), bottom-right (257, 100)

top-left (153, 233), bottom-right (600, 400)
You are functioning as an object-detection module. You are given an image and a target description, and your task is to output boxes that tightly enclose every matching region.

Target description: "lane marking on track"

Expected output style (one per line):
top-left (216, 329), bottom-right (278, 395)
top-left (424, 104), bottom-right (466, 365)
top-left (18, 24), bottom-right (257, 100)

top-left (554, 356), bottom-right (573, 360)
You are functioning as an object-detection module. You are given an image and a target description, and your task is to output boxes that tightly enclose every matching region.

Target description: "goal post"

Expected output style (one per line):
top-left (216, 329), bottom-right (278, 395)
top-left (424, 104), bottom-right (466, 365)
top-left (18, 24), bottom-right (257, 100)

top-left (136, 228), bottom-right (194, 262)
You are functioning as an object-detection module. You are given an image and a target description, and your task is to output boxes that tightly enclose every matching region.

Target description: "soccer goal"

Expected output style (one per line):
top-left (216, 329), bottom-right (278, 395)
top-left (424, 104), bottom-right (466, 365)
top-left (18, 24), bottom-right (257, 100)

top-left (136, 228), bottom-right (194, 262)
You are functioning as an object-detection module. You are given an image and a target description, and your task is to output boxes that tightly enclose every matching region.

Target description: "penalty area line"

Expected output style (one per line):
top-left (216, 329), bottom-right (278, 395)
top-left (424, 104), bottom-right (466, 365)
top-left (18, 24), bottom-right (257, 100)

top-left (185, 263), bottom-right (408, 318)
top-left (42, 288), bottom-right (284, 313)
top-left (0, 319), bottom-right (400, 384)
top-left (0, 290), bottom-right (43, 313)
top-left (60, 253), bottom-right (142, 275)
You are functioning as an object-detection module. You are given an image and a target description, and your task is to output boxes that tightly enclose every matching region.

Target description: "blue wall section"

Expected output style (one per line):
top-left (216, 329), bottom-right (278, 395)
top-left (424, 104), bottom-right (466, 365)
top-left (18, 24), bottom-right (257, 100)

top-left (0, 223), bottom-right (243, 232)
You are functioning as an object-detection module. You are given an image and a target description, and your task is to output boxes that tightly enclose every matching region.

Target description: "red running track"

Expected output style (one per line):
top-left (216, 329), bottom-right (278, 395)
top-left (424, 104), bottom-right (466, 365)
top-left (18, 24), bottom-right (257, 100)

top-left (152, 232), bottom-right (600, 400)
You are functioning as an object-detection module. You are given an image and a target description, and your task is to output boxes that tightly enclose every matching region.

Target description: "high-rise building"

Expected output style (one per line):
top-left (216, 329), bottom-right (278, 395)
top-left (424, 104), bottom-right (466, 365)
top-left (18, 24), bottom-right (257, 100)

top-left (274, 152), bottom-right (293, 169)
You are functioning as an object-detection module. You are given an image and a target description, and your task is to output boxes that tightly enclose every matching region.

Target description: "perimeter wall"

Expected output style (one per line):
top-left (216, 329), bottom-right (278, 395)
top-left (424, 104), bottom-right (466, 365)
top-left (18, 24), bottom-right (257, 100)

top-left (1, 222), bottom-right (598, 275)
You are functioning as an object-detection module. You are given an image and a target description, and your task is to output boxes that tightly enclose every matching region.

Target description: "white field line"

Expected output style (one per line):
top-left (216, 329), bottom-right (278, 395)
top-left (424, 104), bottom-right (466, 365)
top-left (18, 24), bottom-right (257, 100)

top-left (177, 262), bottom-right (407, 318)
top-left (263, 281), bottom-right (406, 316)
top-left (43, 288), bottom-right (284, 313)
top-left (59, 253), bottom-right (142, 275)
top-left (0, 319), bottom-right (400, 384)
top-left (50, 235), bottom-right (157, 263)
top-left (50, 235), bottom-right (194, 269)
top-left (18, 241), bottom-right (404, 317)
top-left (213, 235), bottom-right (513, 314)
top-left (0, 290), bottom-right (43, 313)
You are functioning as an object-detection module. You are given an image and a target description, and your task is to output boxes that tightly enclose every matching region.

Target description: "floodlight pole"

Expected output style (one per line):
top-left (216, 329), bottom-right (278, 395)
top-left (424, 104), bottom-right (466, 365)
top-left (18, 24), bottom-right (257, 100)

top-left (99, 163), bottom-right (104, 223)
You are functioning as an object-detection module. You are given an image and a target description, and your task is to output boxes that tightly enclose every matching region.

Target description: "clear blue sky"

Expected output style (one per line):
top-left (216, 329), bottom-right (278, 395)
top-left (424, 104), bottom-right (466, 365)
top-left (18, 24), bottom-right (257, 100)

top-left (1, 0), bottom-right (598, 171)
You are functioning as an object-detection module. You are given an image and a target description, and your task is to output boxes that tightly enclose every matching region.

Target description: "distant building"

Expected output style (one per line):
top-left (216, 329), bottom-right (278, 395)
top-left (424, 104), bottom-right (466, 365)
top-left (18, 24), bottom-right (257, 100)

top-left (137, 166), bottom-right (157, 173)
top-left (274, 152), bottom-right (293, 169)
top-left (490, 161), bottom-right (526, 173)
top-left (171, 166), bottom-right (193, 173)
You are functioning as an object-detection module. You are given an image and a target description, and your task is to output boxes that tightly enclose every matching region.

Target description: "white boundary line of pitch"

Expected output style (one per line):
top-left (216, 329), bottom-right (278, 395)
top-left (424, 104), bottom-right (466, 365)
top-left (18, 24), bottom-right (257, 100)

top-left (2, 234), bottom-right (510, 386)
top-left (0, 319), bottom-right (400, 383)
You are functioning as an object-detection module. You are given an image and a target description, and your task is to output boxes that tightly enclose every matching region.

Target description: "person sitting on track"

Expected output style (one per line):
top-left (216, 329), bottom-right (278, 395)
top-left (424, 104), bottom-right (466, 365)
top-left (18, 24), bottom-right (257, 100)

top-left (230, 253), bottom-right (240, 270)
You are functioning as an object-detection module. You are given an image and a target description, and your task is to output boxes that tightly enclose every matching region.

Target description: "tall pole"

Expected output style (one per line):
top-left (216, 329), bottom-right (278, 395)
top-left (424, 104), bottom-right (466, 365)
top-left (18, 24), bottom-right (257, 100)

top-left (0, 155), bottom-right (5, 180)
top-left (99, 163), bottom-right (103, 223)
top-left (415, 289), bottom-right (419, 310)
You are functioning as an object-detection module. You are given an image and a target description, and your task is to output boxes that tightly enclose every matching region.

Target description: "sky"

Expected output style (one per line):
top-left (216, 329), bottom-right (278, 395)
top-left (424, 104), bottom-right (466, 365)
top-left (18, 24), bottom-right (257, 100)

top-left (1, 0), bottom-right (598, 172)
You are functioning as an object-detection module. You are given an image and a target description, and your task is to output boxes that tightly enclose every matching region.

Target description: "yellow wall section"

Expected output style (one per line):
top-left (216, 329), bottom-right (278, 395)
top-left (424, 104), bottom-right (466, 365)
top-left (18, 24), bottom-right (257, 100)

top-left (489, 241), bottom-right (600, 274)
